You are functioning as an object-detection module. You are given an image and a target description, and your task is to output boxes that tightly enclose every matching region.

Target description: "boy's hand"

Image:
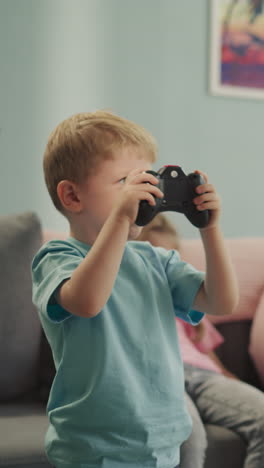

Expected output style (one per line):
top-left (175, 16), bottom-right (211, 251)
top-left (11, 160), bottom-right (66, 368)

top-left (114, 169), bottom-right (164, 225)
top-left (192, 170), bottom-right (221, 230)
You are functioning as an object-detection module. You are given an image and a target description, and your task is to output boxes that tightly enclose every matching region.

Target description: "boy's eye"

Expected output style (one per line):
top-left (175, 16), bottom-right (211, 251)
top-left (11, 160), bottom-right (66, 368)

top-left (118, 177), bottom-right (126, 184)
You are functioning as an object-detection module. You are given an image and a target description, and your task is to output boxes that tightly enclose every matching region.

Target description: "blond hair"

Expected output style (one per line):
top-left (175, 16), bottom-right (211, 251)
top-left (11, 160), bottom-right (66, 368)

top-left (137, 214), bottom-right (180, 250)
top-left (43, 110), bottom-right (158, 212)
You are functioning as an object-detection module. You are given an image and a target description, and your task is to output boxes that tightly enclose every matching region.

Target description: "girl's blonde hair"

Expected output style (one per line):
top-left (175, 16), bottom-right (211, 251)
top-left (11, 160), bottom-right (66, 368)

top-left (43, 110), bottom-right (157, 212)
top-left (137, 213), bottom-right (180, 249)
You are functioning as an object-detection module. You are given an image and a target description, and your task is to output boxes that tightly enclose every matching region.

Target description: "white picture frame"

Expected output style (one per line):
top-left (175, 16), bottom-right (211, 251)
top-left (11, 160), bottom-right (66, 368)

top-left (209, 0), bottom-right (264, 100)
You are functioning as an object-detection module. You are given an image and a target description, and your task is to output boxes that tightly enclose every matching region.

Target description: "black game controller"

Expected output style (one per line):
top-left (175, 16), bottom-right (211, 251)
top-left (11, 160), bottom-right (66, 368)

top-left (135, 165), bottom-right (210, 228)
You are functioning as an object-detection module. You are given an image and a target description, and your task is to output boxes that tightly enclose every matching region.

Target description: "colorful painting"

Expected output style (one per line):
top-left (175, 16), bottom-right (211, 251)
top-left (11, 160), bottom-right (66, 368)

top-left (210, 0), bottom-right (264, 99)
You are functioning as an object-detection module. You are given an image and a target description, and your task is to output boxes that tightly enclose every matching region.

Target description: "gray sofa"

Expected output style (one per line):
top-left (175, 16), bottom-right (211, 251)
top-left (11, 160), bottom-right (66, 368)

top-left (0, 212), bottom-right (262, 468)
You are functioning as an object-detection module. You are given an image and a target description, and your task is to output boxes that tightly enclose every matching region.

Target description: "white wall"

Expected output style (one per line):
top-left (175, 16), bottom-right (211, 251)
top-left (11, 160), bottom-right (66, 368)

top-left (1, 0), bottom-right (263, 237)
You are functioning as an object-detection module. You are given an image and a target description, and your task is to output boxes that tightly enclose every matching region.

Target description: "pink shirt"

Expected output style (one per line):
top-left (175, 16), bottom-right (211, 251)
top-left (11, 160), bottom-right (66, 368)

top-left (176, 317), bottom-right (224, 374)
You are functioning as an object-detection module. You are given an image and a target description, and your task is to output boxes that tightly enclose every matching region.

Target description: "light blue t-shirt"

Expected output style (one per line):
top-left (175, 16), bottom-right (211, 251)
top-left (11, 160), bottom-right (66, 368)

top-left (32, 238), bottom-right (205, 468)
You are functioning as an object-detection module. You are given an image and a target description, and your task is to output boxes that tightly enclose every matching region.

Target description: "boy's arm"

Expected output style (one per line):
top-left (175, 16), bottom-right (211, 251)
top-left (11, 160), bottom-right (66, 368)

top-left (56, 170), bottom-right (163, 318)
top-left (193, 226), bottom-right (239, 316)
top-left (56, 213), bottom-right (131, 318)
top-left (191, 172), bottom-right (239, 317)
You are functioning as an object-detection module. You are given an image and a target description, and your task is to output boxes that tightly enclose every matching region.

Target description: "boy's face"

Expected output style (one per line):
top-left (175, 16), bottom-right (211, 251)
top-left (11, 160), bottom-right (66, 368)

top-left (77, 146), bottom-right (152, 242)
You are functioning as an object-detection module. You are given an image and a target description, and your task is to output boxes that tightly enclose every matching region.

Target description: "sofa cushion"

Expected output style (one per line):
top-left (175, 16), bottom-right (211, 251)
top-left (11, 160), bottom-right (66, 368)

top-left (180, 237), bottom-right (264, 324)
top-left (0, 212), bottom-right (42, 401)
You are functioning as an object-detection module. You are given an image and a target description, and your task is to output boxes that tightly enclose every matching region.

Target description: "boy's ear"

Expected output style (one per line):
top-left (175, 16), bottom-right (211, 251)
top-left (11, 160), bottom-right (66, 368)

top-left (57, 180), bottom-right (83, 213)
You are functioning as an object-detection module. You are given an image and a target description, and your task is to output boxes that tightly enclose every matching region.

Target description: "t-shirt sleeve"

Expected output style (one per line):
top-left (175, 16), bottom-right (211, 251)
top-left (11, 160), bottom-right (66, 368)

top-left (32, 240), bottom-right (84, 323)
top-left (156, 246), bottom-right (205, 325)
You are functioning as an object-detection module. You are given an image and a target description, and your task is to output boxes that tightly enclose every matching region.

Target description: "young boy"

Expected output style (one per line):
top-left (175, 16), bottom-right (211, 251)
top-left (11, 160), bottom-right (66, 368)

top-left (138, 214), bottom-right (264, 468)
top-left (32, 110), bottom-right (238, 468)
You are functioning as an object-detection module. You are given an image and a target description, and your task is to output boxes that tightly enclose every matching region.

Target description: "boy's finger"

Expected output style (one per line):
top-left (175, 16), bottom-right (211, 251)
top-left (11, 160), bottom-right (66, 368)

top-left (196, 183), bottom-right (214, 194)
top-left (130, 172), bottom-right (159, 186)
top-left (140, 183), bottom-right (164, 198)
top-left (196, 201), bottom-right (220, 211)
top-left (194, 169), bottom-right (208, 184)
top-left (138, 191), bottom-right (157, 206)
top-left (131, 183), bottom-right (163, 198)
top-left (194, 193), bottom-right (218, 204)
top-left (126, 168), bottom-right (150, 182)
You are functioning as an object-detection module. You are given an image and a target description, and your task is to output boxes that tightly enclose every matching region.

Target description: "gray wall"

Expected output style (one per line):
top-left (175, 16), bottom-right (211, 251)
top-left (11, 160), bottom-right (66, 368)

top-left (1, 0), bottom-right (263, 238)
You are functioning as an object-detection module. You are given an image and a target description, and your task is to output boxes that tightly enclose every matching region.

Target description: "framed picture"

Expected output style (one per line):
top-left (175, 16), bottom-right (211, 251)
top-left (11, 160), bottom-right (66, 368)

top-left (209, 0), bottom-right (264, 99)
